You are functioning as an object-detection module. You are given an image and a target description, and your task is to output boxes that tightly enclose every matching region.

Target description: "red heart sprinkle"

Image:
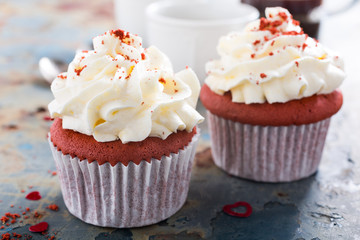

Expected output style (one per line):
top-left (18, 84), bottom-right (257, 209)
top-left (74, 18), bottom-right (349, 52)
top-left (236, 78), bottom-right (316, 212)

top-left (25, 191), bottom-right (42, 201)
top-left (223, 201), bottom-right (252, 218)
top-left (29, 222), bottom-right (48, 232)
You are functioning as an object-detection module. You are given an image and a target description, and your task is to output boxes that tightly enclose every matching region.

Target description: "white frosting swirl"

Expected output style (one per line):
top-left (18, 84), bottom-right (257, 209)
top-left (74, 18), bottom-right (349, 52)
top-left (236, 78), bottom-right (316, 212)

top-left (205, 7), bottom-right (345, 104)
top-left (49, 29), bottom-right (204, 143)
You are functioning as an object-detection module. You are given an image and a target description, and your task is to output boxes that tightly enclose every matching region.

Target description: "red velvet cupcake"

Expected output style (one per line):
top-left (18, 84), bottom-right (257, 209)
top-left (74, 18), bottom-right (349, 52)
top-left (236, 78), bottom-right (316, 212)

top-left (48, 29), bottom-right (203, 227)
top-left (200, 7), bottom-right (345, 182)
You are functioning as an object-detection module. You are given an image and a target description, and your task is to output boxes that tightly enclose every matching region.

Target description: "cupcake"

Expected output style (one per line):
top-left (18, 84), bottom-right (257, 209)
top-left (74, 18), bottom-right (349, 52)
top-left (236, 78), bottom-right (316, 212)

top-left (200, 7), bottom-right (345, 182)
top-left (48, 29), bottom-right (204, 227)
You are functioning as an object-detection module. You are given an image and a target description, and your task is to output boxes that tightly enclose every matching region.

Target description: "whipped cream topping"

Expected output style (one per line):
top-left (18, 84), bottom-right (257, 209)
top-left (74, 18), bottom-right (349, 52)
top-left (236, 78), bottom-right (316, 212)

top-left (49, 29), bottom-right (204, 143)
top-left (205, 7), bottom-right (345, 104)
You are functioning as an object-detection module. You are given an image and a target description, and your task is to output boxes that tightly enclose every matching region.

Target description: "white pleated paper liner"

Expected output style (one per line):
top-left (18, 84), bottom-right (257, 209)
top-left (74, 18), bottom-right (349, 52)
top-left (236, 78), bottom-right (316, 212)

top-left (48, 132), bottom-right (199, 228)
top-left (207, 111), bottom-right (331, 182)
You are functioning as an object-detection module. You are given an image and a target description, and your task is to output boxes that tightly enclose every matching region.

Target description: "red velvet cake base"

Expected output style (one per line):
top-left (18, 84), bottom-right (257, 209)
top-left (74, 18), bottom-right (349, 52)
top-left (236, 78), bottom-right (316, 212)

top-left (50, 118), bottom-right (197, 166)
top-left (200, 84), bottom-right (343, 126)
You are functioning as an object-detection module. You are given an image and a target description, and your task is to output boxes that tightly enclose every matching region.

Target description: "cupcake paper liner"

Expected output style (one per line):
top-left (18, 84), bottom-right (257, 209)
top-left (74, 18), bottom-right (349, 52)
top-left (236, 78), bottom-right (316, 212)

top-left (48, 132), bottom-right (199, 228)
top-left (207, 111), bottom-right (331, 182)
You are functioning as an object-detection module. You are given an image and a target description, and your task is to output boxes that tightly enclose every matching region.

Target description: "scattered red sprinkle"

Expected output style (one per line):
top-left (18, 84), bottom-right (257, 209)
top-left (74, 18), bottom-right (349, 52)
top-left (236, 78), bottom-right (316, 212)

top-left (26, 207), bottom-right (30, 212)
top-left (0, 226), bottom-right (4, 230)
top-left (21, 189), bottom-right (25, 193)
top-left (110, 29), bottom-right (130, 42)
top-left (1, 233), bottom-right (11, 240)
top-left (271, 40), bottom-right (275, 46)
top-left (223, 201), bottom-right (252, 218)
top-left (25, 191), bottom-right (42, 201)
top-left (12, 233), bottom-right (22, 238)
top-left (174, 89), bottom-right (178, 93)
top-left (51, 171), bottom-right (57, 176)
top-left (47, 204), bottom-right (59, 212)
top-left (251, 53), bottom-right (255, 59)
top-left (28, 186), bottom-right (33, 189)
top-left (253, 40), bottom-right (261, 45)
top-left (186, 65), bottom-right (189, 69)
top-left (74, 65), bottom-right (87, 76)
top-left (278, 12), bottom-right (288, 21)
top-left (29, 222), bottom-right (48, 233)
top-left (158, 78), bottom-right (166, 84)
top-left (260, 73), bottom-right (267, 78)
top-left (10, 219), bottom-right (16, 224)
top-left (10, 205), bottom-right (13, 208)
top-left (271, 20), bottom-right (282, 27)
top-left (82, 50), bottom-right (88, 53)
top-left (295, 61), bottom-right (299, 67)
top-left (141, 53), bottom-right (146, 60)
top-left (283, 31), bottom-right (302, 36)
top-left (269, 52), bottom-right (274, 56)
top-left (22, 212), bottom-right (26, 215)
top-left (292, 19), bottom-right (300, 26)
top-left (302, 43), bottom-right (308, 51)
top-left (0, 216), bottom-right (9, 224)
top-left (101, 40), bottom-right (104, 45)
top-left (58, 74), bottom-right (66, 80)
top-left (34, 211), bottom-right (41, 218)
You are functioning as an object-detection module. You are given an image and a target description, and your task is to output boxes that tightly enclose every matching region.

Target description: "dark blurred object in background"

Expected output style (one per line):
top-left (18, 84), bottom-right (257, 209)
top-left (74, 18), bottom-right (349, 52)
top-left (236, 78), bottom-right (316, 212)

top-left (241, 0), bottom-right (322, 39)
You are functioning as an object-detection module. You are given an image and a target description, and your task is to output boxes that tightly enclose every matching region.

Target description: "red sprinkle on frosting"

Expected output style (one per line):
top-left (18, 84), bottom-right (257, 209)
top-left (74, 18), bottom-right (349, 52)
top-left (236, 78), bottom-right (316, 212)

top-left (158, 78), bottom-right (166, 84)
top-left (260, 73), bottom-right (267, 78)
top-left (278, 12), bottom-right (288, 21)
top-left (74, 65), bottom-right (87, 76)
top-left (253, 40), bottom-right (261, 45)
top-left (302, 43), bottom-right (308, 51)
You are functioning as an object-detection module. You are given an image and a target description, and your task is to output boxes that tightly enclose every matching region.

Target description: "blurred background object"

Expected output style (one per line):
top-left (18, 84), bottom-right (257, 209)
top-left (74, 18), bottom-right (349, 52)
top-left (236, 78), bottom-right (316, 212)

top-left (145, 0), bottom-right (258, 81)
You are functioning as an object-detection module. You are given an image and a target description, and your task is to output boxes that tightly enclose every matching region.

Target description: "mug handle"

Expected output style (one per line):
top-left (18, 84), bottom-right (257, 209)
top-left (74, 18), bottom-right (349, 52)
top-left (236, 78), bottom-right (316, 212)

top-left (328, 0), bottom-right (359, 16)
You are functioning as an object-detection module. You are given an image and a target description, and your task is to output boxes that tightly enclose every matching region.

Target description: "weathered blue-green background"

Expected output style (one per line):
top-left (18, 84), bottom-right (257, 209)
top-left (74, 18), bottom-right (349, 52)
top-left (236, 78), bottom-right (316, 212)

top-left (1, 0), bottom-right (360, 239)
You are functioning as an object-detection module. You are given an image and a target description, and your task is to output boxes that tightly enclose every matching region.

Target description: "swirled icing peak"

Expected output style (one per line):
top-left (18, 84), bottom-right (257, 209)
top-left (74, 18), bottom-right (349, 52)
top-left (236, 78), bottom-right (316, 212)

top-left (49, 29), bottom-right (204, 143)
top-left (205, 7), bottom-right (345, 104)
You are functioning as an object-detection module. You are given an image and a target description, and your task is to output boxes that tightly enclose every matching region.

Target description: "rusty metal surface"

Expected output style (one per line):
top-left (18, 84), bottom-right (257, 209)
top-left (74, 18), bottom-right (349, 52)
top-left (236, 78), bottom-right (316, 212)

top-left (1, 0), bottom-right (360, 239)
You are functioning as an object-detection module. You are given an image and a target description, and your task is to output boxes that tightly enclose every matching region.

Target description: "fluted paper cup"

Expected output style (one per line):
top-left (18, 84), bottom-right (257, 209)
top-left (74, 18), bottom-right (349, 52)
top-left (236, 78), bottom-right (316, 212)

top-left (48, 132), bottom-right (199, 228)
top-left (207, 111), bottom-right (330, 182)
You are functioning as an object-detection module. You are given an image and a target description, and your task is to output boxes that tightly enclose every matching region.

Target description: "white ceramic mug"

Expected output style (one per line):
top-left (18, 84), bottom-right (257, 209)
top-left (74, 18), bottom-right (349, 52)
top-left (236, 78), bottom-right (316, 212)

top-left (146, 0), bottom-right (259, 81)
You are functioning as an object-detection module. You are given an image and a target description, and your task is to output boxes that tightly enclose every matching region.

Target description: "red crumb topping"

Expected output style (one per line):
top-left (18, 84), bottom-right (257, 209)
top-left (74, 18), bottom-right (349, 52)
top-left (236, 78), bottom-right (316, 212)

top-left (141, 53), bottom-right (146, 60)
top-left (253, 40), bottom-right (261, 45)
top-left (101, 40), bottom-right (104, 44)
top-left (260, 73), bottom-right (267, 78)
top-left (292, 19), bottom-right (300, 26)
top-left (74, 65), bottom-right (87, 76)
top-left (269, 52), bottom-right (274, 56)
top-left (58, 74), bottom-right (66, 80)
top-left (1, 233), bottom-right (11, 240)
top-left (47, 204), bottom-right (59, 211)
top-left (110, 29), bottom-right (130, 43)
top-left (251, 54), bottom-right (256, 59)
top-left (158, 78), bottom-right (166, 84)
top-left (295, 61), bottom-right (299, 67)
top-left (302, 43), bottom-right (308, 51)
top-left (278, 12), bottom-right (288, 21)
